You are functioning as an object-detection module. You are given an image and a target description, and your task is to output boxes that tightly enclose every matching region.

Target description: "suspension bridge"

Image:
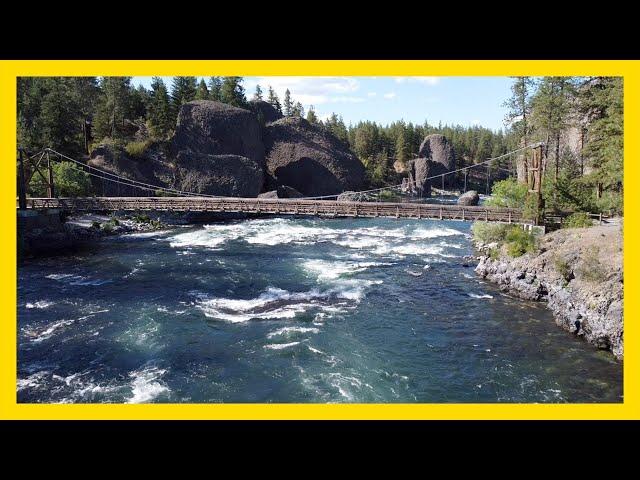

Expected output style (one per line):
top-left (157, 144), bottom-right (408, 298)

top-left (17, 144), bottom-right (546, 225)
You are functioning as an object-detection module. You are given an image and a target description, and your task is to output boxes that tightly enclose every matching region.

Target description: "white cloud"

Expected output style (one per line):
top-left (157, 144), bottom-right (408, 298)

top-left (383, 92), bottom-right (397, 99)
top-left (244, 76), bottom-right (361, 107)
top-left (367, 91), bottom-right (377, 97)
top-left (394, 76), bottom-right (442, 86)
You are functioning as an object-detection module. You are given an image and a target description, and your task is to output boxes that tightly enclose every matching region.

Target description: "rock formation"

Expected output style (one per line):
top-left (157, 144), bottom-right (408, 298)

top-left (457, 190), bottom-right (479, 206)
top-left (248, 100), bottom-right (283, 125)
top-left (173, 100), bottom-right (265, 166)
top-left (264, 117), bottom-right (365, 197)
top-left (474, 223), bottom-right (623, 359)
top-left (407, 134), bottom-right (457, 196)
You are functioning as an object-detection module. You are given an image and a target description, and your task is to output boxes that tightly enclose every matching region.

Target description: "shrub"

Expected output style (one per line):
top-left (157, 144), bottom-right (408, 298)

top-left (485, 178), bottom-right (528, 208)
top-left (101, 222), bottom-right (113, 233)
top-left (577, 247), bottom-right (607, 283)
top-left (504, 227), bottom-right (537, 257)
top-left (125, 140), bottom-right (151, 158)
top-left (471, 222), bottom-right (511, 244)
top-left (554, 257), bottom-right (572, 284)
top-left (133, 213), bottom-right (151, 223)
top-left (563, 212), bottom-right (593, 229)
top-left (91, 221), bottom-right (101, 229)
top-left (378, 190), bottom-right (399, 202)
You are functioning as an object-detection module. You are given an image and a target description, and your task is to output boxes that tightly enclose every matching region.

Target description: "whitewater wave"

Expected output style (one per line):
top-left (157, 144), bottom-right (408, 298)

top-left (194, 278), bottom-right (377, 323)
top-left (126, 366), bottom-right (170, 403)
top-left (468, 293), bottom-right (494, 299)
top-left (25, 300), bottom-right (54, 309)
top-left (264, 341), bottom-right (302, 350)
top-left (46, 273), bottom-right (112, 286)
top-left (267, 326), bottom-right (320, 338)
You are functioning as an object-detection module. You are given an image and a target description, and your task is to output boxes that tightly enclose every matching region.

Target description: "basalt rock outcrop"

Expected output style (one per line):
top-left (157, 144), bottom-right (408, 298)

top-left (174, 151), bottom-right (264, 197)
top-left (258, 185), bottom-right (304, 199)
top-left (248, 99), bottom-right (283, 125)
top-left (407, 134), bottom-right (457, 196)
top-left (474, 223), bottom-right (623, 359)
top-left (264, 117), bottom-right (365, 197)
top-left (173, 100), bottom-right (265, 166)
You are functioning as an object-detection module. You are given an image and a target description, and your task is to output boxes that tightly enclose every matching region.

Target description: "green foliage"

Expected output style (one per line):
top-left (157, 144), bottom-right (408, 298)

top-left (554, 257), bottom-right (572, 284)
top-left (219, 77), bottom-right (247, 108)
top-left (577, 247), bottom-right (607, 282)
top-left (253, 84), bottom-right (263, 101)
top-left (208, 77), bottom-right (222, 101)
top-left (504, 227), bottom-right (537, 257)
top-left (195, 79), bottom-right (209, 100)
top-left (125, 140), bottom-right (151, 158)
top-left (101, 222), bottom-right (114, 233)
top-left (563, 212), bottom-right (593, 228)
top-left (170, 77), bottom-right (197, 114)
top-left (472, 222), bottom-right (537, 258)
top-left (378, 190), bottom-right (399, 201)
top-left (471, 222), bottom-right (511, 244)
top-left (91, 221), bottom-right (101, 229)
top-left (148, 77), bottom-right (173, 139)
top-left (93, 77), bottom-right (133, 141)
top-left (267, 86), bottom-right (281, 114)
top-left (29, 161), bottom-right (92, 197)
top-left (485, 178), bottom-right (528, 208)
top-left (283, 89), bottom-right (293, 116)
top-left (306, 106), bottom-right (319, 124)
top-left (133, 213), bottom-right (151, 223)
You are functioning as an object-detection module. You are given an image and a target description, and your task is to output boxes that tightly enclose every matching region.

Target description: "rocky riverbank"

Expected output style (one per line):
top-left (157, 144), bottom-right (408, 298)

top-left (474, 222), bottom-right (623, 359)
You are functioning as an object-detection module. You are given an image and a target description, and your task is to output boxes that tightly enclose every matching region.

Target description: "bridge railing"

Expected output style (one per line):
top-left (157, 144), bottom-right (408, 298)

top-left (23, 197), bottom-right (531, 224)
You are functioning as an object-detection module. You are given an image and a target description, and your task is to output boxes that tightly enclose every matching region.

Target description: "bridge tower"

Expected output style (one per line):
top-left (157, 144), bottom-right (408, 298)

top-left (527, 144), bottom-right (545, 225)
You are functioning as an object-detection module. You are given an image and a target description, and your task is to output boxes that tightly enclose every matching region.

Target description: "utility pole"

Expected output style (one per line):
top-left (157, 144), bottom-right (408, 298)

top-left (18, 149), bottom-right (27, 210)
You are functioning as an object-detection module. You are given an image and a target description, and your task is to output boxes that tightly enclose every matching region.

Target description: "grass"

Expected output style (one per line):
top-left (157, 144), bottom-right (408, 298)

top-left (125, 140), bottom-right (152, 158)
top-left (554, 257), bottom-right (572, 284)
top-left (577, 246), bottom-right (607, 283)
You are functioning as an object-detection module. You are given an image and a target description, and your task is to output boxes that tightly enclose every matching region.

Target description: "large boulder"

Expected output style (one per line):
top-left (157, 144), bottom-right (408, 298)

top-left (418, 134), bottom-right (456, 171)
top-left (457, 190), bottom-right (479, 206)
top-left (173, 100), bottom-right (265, 166)
top-left (264, 117), bottom-right (365, 197)
top-left (407, 134), bottom-right (457, 196)
top-left (258, 185), bottom-right (304, 199)
top-left (174, 151), bottom-right (264, 197)
top-left (248, 100), bottom-right (283, 124)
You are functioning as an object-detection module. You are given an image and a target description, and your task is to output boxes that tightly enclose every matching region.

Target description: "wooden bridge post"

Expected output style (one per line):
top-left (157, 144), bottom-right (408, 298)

top-left (46, 150), bottom-right (55, 198)
top-left (18, 149), bottom-right (27, 210)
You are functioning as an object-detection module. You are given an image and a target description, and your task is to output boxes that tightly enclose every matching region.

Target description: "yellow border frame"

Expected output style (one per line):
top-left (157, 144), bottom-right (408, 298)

top-left (1, 60), bottom-right (635, 419)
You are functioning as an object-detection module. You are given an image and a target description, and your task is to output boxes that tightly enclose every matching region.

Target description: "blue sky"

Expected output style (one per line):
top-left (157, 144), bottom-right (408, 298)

top-left (131, 76), bottom-right (513, 131)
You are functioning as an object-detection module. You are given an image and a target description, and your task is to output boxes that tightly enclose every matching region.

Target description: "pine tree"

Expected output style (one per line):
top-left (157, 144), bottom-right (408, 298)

top-left (267, 86), bottom-right (281, 114)
top-left (283, 89), bottom-right (292, 116)
top-left (208, 77), bottom-right (222, 101)
top-left (148, 77), bottom-right (173, 139)
top-left (253, 84), bottom-right (263, 101)
top-left (292, 102), bottom-right (304, 117)
top-left (170, 77), bottom-right (197, 117)
top-left (93, 77), bottom-right (133, 140)
top-left (220, 77), bottom-right (247, 108)
top-left (306, 105), bottom-right (318, 124)
top-left (195, 79), bottom-right (209, 100)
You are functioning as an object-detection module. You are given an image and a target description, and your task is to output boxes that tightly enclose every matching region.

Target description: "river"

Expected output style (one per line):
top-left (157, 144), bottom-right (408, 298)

top-left (17, 217), bottom-right (622, 403)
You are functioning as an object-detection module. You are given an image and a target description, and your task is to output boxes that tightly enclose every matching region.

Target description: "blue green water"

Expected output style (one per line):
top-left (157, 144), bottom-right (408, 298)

top-left (17, 217), bottom-right (622, 403)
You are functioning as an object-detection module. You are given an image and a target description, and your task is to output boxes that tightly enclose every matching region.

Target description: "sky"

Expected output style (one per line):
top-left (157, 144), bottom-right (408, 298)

top-left (131, 76), bottom-right (514, 131)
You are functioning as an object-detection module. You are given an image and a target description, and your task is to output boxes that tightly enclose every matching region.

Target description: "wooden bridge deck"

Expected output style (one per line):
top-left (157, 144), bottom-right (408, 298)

top-left (25, 197), bottom-right (530, 224)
